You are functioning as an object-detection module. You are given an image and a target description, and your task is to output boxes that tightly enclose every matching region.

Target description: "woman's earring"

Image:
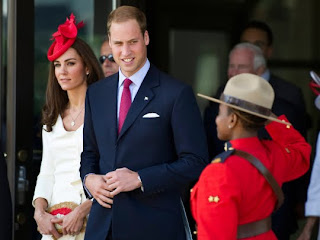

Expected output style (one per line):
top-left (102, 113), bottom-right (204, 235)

top-left (228, 125), bottom-right (232, 129)
top-left (86, 72), bottom-right (89, 76)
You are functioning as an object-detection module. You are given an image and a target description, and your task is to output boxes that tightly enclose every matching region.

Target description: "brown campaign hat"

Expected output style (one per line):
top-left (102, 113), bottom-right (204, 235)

top-left (198, 73), bottom-right (291, 126)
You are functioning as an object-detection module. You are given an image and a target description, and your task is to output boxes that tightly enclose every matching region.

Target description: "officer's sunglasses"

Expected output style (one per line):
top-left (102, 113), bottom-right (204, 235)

top-left (99, 54), bottom-right (115, 64)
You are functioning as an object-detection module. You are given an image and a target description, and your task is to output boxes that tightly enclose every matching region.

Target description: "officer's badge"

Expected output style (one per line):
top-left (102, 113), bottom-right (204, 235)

top-left (211, 158), bottom-right (221, 163)
top-left (208, 195), bottom-right (220, 203)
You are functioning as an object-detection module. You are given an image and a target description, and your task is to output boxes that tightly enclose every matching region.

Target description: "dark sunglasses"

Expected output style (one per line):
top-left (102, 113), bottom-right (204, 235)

top-left (99, 54), bottom-right (115, 64)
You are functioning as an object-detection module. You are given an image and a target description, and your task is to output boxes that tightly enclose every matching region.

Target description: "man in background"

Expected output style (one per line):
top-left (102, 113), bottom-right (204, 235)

top-left (204, 42), bottom-right (268, 158)
top-left (99, 36), bottom-right (119, 77)
top-left (240, 20), bottom-right (309, 240)
top-left (239, 20), bottom-right (307, 137)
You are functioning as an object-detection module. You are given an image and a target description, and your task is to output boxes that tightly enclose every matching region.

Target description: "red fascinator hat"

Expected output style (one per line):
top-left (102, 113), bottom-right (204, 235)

top-left (47, 13), bottom-right (84, 61)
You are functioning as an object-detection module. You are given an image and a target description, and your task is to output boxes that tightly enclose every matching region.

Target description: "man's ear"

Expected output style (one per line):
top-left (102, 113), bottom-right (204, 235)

top-left (256, 65), bottom-right (266, 76)
top-left (266, 46), bottom-right (273, 59)
top-left (144, 30), bottom-right (150, 46)
top-left (108, 34), bottom-right (111, 47)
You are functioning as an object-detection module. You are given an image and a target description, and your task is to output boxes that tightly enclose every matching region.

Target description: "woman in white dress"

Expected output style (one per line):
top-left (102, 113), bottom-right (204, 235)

top-left (33, 14), bottom-right (103, 240)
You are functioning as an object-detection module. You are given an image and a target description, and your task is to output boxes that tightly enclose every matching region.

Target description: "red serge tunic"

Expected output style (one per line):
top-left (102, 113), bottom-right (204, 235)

top-left (190, 115), bottom-right (310, 240)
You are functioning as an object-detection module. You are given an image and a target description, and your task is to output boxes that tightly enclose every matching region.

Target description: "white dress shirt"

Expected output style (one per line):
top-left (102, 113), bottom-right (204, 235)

top-left (117, 59), bottom-right (150, 119)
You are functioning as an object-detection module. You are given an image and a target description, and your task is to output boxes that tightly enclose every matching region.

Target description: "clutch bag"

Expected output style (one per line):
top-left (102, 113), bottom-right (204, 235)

top-left (47, 201), bottom-right (87, 234)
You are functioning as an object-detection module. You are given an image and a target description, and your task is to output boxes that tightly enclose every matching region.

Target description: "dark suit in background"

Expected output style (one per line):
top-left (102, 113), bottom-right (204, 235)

top-left (0, 152), bottom-right (12, 240)
top-left (269, 74), bottom-right (307, 137)
top-left (267, 74), bottom-right (309, 240)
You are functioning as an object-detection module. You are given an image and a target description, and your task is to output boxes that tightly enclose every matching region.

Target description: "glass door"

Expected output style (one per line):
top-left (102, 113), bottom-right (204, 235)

top-left (6, 0), bottom-right (35, 239)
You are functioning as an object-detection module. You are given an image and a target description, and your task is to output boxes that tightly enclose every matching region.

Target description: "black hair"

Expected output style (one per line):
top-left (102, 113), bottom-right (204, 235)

top-left (227, 107), bottom-right (267, 131)
top-left (241, 20), bottom-right (273, 46)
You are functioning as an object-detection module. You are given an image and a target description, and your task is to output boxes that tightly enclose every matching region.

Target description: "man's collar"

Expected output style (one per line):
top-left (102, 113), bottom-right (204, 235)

top-left (118, 59), bottom-right (150, 87)
top-left (260, 69), bottom-right (271, 81)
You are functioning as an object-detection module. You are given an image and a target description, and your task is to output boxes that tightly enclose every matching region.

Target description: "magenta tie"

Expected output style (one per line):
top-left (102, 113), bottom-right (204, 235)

top-left (118, 78), bottom-right (132, 134)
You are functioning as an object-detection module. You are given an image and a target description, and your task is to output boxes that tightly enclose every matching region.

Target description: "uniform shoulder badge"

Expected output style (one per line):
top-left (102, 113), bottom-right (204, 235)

top-left (211, 142), bottom-right (234, 164)
top-left (211, 158), bottom-right (221, 163)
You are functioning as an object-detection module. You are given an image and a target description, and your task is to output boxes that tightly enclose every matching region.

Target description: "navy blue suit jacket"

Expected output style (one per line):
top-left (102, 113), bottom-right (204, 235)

top-left (80, 64), bottom-right (209, 240)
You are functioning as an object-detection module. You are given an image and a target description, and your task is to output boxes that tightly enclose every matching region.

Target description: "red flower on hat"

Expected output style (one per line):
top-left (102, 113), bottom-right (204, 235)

top-left (47, 13), bottom-right (84, 61)
top-left (309, 71), bottom-right (320, 95)
top-left (310, 81), bottom-right (320, 96)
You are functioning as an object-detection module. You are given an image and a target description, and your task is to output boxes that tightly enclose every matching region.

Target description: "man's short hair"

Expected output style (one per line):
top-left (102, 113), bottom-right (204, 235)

top-left (229, 42), bottom-right (266, 70)
top-left (241, 20), bottom-right (273, 46)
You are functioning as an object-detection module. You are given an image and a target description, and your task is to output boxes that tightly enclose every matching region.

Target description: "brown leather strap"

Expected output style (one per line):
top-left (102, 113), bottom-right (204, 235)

top-left (233, 150), bottom-right (284, 210)
top-left (221, 93), bottom-right (272, 116)
top-left (237, 216), bottom-right (271, 239)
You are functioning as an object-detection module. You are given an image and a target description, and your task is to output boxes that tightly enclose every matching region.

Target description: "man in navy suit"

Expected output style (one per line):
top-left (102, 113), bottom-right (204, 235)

top-left (80, 6), bottom-right (208, 240)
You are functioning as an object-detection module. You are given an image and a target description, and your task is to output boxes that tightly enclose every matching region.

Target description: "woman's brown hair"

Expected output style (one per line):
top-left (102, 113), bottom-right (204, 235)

top-left (228, 107), bottom-right (267, 131)
top-left (42, 38), bottom-right (104, 132)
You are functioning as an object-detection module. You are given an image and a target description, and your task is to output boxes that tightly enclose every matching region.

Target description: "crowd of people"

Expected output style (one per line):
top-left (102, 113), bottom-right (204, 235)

top-left (1, 4), bottom-right (320, 240)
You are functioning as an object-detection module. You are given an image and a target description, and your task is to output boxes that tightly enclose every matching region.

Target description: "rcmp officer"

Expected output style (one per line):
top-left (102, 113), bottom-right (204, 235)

top-left (191, 73), bottom-right (311, 240)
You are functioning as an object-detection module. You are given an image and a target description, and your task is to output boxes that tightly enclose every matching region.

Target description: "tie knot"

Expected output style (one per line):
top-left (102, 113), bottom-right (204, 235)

top-left (124, 78), bottom-right (132, 88)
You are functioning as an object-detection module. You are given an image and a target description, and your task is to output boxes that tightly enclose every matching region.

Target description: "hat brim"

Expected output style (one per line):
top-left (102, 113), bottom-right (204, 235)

top-left (198, 93), bottom-right (291, 126)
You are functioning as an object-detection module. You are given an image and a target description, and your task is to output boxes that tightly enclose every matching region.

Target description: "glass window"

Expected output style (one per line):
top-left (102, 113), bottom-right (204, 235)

top-left (169, 30), bottom-right (229, 115)
top-left (1, 0), bottom-right (8, 150)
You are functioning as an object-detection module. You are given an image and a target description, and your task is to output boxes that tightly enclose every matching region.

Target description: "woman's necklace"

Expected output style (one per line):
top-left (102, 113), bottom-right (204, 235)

top-left (70, 107), bottom-right (84, 127)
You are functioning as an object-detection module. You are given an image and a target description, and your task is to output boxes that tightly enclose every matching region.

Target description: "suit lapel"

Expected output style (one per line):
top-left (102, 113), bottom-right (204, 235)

top-left (118, 65), bottom-right (159, 140)
top-left (100, 75), bottom-right (119, 144)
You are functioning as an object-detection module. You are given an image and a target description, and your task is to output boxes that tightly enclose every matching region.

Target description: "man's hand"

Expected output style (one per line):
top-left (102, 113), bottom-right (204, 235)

top-left (85, 174), bottom-right (114, 208)
top-left (297, 216), bottom-right (318, 240)
top-left (104, 167), bottom-right (142, 197)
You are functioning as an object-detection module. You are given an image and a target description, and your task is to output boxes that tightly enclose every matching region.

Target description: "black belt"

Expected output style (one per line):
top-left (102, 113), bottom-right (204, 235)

top-left (233, 150), bottom-right (283, 239)
top-left (237, 216), bottom-right (271, 239)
